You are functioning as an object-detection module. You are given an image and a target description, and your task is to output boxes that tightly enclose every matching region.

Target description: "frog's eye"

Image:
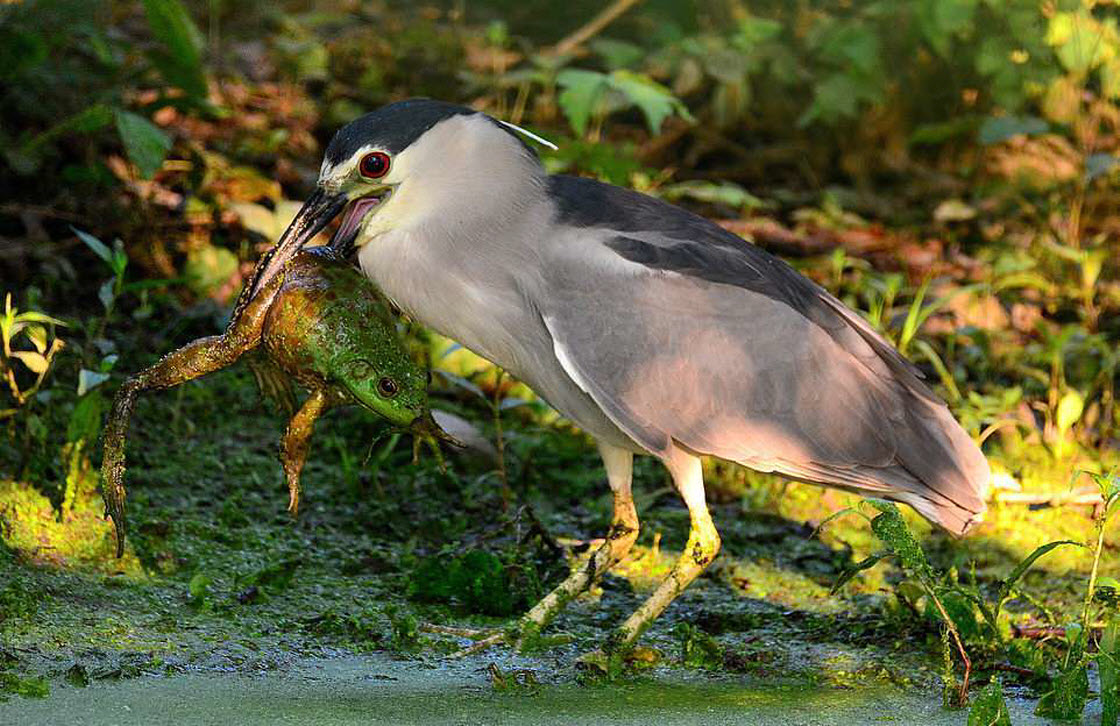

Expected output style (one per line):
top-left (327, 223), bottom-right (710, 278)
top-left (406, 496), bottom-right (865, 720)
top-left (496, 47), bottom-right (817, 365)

top-left (377, 377), bottom-right (399, 398)
top-left (359, 151), bottom-right (391, 180)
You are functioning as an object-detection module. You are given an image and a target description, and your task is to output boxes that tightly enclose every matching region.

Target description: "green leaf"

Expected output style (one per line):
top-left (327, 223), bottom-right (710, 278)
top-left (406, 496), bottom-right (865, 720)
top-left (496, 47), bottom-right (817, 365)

top-left (188, 572), bottom-right (212, 604)
top-left (66, 389), bottom-right (105, 443)
top-left (24, 324), bottom-right (47, 353)
top-left (98, 279), bottom-right (116, 312)
top-left (968, 681), bottom-right (1011, 726)
top-left (114, 110), bottom-right (171, 179)
top-left (999, 540), bottom-right (1082, 601)
top-left (1104, 59), bottom-right (1120, 100)
top-left (736, 15), bottom-right (783, 47)
top-left (9, 351), bottom-right (48, 374)
top-left (589, 39), bottom-right (644, 70)
top-left (556, 69), bottom-right (608, 137)
top-left (142, 0), bottom-right (207, 98)
top-left (830, 551), bottom-right (890, 594)
top-left (910, 116), bottom-right (980, 146)
top-left (26, 104), bottom-right (114, 152)
top-left (658, 180), bottom-right (767, 211)
top-left (71, 227), bottom-right (112, 264)
top-left (110, 238), bottom-right (129, 277)
top-left (1046, 11), bottom-right (1108, 76)
top-left (917, 0), bottom-right (977, 57)
top-left (812, 20), bottom-right (880, 75)
top-left (1056, 390), bottom-right (1084, 434)
top-left (1036, 662), bottom-right (1089, 720)
top-left (184, 243), bottom-right (239, 299)
top-left (1092, 472), bottom-right (1120, 502)
top-left (978, 115), bottom-right (1048, 145)
top-left (13, 310), bottom-right (66, 328)
top-left (938, 589), bottom-right (981, 640)
top-left (607, 70), bottom-right (694, 135)
top-left (799, 73), bottom-right (882, 127)
top-left (898, 277), bottom-right (931, 354)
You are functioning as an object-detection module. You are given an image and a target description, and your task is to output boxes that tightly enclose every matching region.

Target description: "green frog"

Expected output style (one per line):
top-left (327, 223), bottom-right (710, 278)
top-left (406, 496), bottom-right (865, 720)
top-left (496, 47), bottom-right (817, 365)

top-left (101, 245), bottom-right (449, 557)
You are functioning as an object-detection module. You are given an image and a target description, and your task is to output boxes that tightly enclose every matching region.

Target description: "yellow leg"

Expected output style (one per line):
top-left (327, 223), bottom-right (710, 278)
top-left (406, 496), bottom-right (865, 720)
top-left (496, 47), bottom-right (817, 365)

top-left (513, 442), bottom-right (639, 644)
top-left (446, 442), bottom-right (639, 654)
top-left (610, 450), bottom-right (719, 650)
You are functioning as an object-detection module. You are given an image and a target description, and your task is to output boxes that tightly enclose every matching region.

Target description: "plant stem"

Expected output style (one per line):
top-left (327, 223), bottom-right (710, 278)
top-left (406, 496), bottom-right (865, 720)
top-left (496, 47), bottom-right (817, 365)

top-left (927, 585), bottom-right (971, 707)
top-left (1082, 495), bottom-right (1115, 633)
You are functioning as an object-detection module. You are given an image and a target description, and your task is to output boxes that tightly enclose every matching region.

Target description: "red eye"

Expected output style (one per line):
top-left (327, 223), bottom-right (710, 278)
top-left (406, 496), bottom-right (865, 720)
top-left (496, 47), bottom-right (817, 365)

top-left (359, 151), bottom-right (391, 179)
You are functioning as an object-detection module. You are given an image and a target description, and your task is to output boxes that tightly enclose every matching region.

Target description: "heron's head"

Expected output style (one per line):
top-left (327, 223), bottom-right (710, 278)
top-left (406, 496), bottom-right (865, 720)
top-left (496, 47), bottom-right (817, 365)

top-left (253, 100), bottom-right (551, 292)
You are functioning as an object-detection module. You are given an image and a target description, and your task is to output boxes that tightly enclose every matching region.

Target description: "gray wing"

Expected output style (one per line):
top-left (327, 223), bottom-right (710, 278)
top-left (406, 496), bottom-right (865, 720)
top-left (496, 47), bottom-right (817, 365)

top-left (541, 179), bottom-right (988, 534)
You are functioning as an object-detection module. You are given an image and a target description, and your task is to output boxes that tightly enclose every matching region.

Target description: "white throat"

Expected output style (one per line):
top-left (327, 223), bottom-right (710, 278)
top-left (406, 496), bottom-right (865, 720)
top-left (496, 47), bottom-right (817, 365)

top-left (358, 114), bottom-right (547, 248)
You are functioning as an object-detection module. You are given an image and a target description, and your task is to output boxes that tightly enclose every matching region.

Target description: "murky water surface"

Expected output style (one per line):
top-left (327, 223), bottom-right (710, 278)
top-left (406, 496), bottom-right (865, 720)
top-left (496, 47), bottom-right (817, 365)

top-left (1, 654), bottom-right (1086, 726)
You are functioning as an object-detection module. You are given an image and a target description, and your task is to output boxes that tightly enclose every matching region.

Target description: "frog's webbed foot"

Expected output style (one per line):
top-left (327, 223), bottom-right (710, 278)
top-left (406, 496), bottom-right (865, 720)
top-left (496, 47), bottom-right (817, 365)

top-left (409, 412), bottom-right (463, 471)
top-left (247, 355), bottom-right (297, 415)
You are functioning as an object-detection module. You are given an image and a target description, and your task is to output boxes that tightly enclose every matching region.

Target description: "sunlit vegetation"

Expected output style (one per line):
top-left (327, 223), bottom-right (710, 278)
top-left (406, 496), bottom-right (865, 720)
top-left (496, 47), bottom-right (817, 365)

top-left (1, 0), bottom-right (1117, 721)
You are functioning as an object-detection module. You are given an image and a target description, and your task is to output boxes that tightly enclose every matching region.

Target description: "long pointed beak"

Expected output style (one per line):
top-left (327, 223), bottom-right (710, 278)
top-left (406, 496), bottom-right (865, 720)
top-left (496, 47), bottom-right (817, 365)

top-left (248, 188), bottom-right (348, 297)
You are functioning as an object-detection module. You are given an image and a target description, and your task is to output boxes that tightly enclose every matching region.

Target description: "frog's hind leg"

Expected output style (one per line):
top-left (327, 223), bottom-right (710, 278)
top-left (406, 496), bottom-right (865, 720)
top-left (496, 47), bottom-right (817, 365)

top-left (101, 279), bottom-right (281, 557)
top-left (279, 387), bottom-right (342, 516)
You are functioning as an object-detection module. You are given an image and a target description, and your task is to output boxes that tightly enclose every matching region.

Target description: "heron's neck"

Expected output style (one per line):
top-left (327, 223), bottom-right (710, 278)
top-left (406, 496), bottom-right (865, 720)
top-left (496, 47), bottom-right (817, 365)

top-left (357, 175), bottom-right (553, 373)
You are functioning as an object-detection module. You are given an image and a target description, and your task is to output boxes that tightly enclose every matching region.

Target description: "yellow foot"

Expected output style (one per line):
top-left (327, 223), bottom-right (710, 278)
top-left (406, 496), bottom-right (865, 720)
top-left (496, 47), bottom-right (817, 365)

top-left (574, 648), bottom-right (610, 674)
top-left (575, 644), bottom-right (662, 681)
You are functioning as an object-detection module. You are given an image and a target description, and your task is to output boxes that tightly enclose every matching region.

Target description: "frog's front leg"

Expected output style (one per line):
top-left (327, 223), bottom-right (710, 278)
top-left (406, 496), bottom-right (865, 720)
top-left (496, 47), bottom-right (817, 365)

top-left (279, 387), bottom-right (345, 515)
top-left (101, 277), bottom-right (283, 557)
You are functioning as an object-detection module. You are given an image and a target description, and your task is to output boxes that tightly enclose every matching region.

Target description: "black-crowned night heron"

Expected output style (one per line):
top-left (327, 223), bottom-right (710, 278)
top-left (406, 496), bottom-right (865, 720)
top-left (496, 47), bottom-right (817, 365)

top-left (248, 99), bottom-right (989, 655)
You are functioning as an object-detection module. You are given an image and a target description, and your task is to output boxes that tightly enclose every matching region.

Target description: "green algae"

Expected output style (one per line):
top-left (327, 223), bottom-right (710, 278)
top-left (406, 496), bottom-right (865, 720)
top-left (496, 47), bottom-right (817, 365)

top-left (0, 342), bottom-right (1115, 719)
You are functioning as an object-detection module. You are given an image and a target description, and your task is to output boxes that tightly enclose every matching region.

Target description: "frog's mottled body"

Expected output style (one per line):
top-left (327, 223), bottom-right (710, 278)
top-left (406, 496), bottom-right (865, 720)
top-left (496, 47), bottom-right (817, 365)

top-left (259, 251), bottom-right (425, 425)
top-left (101, 247), bottom-right (442, 557)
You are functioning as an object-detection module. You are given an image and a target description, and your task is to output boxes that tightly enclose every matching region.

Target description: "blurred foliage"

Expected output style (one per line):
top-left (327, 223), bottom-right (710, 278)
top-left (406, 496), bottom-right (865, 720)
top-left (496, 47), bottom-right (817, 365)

top-left (0, 0), bottom-right (1118, 711)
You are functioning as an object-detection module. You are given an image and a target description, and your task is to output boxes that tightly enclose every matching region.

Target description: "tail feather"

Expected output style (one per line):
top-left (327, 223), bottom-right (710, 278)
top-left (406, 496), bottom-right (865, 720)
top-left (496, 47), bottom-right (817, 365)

top-left (816, 288), bottom-right (989, 534)
top-left (892, 395), bottom-right (989, 535)
top-left (751, 396), bottom-right (989, 535)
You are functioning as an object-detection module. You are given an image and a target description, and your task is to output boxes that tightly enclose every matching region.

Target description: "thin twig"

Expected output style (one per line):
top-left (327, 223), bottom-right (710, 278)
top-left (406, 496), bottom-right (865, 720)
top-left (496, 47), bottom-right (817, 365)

top-left (1013, 624), bottom-right (1105, 640)
top-left (450, 632), bottom-right (505, 658)
top-left (989, 663), bottom-right (1040, 678)
top-left (418, 623), bottom-right (499, 640)
top-left (546, 0), bottom-right (643, 58)
top-left (996, 489), bottom-right (1103, 507)
top-left (928, 590), bottom-right (971, 706)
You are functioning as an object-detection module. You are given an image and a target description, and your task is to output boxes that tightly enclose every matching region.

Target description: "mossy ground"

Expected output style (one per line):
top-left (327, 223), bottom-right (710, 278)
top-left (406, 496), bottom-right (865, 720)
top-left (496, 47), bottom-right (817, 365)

top-left (1, 343), bottom-right (1114, 711)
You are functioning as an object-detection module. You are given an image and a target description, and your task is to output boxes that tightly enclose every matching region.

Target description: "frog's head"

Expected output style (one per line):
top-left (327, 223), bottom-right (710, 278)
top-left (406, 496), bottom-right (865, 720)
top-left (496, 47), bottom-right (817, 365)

top-left (332, 352), bottom-right (427, 428)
